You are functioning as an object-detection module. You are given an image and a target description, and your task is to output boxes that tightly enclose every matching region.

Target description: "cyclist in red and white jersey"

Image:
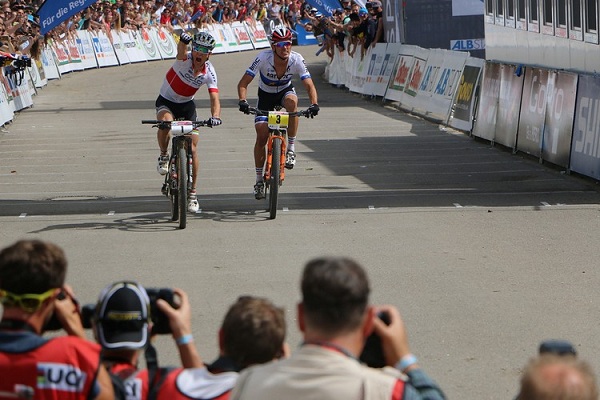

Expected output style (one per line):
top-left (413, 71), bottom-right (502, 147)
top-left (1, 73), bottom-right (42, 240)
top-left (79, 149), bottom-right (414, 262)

top-left (237, 26), bottom-right (319, 200)
top-left (155, 31), bottom-right (222, 214)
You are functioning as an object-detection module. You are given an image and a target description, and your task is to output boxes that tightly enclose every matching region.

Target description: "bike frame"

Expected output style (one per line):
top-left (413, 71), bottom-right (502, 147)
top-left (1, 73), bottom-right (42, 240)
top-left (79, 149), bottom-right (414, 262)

top-left (264, 130), bottom-right (287, 184)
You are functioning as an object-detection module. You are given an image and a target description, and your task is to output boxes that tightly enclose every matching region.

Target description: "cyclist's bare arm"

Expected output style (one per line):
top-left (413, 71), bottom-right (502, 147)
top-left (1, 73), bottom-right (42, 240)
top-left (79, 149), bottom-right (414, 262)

top-left (209, 90), bottom-right (221, 119)
top-left (177, 37), bottom-right (188, 61)
top-left (302, 77), bottom-right (318, 105)
top-left (237, 73), bottom-right (254, 101)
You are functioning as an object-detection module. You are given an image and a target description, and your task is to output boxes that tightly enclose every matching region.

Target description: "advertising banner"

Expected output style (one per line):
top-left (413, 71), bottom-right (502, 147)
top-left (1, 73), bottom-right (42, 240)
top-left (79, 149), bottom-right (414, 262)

top-left (516, 68), bottom-right (549, 157)
top-left (232, 21), bottom-right (254, 51)
top-left (75, 30), bottom-right (98, 69)
top-left (111, 30), bottom-right (130, 65)
top-left (348, 46), bottom-right (370, 93)
top-left (430, 50), bottom-right (468, 122)
top-left (569, 75), bottom-right (600, 179)
top-left (541, 71), bottom-right (577, 167)
top-left (244, 19), bottom-right (270, 48)
top-left (41, 46), bottom-right (60, 80)
top-left (91, 31), bottom-right (119, 67)
top-left (448, 58), bottom-right (484, 132)
top-left (295, 23), bottom-right (319, 46)
top-left (120, 30), bottom-right (147, 63)
top-left (472, 62), bottom-right (500, 141)
top-left (38, 0), bottom-right (97, 35)
top-left (139, 27), bottom-right (162, 61)
top-left (385, 46), bottom-right (417, 101)
top-left (494, 64), bottom-right (524, 148)
top-left (151, 27), bottom-right (177, 59)
top-left (362, 43), bottom-right (390, 97)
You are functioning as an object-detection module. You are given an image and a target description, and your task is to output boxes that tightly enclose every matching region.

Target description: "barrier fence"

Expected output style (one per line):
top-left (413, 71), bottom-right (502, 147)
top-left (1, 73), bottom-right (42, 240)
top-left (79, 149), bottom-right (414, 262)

top-left (4, 24), bottom-right (600, 182)
top-left (325, 39), bottom-right (600, 182)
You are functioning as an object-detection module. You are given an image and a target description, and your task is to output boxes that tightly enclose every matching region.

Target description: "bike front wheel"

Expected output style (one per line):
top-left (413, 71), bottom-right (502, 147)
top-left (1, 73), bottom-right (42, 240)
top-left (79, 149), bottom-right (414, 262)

top-left (268, 138), bottom-right (281, 220)
top-left (177, 145), bottom-right (188, 229)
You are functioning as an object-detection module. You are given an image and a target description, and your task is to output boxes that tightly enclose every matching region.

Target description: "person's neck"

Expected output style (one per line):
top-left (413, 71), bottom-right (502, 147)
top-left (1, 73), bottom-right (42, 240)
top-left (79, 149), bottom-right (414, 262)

top-left (303, 330), bottom-right (364, 358)
top-left (0, 309), bottom-right (43, 334)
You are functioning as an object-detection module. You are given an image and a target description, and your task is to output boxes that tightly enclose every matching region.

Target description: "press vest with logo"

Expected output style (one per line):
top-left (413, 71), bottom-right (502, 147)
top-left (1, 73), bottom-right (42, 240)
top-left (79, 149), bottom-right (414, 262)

top-left (0, 331), bottom-right (102, 400)
top-left (109, 359), bottom-right (238, 400)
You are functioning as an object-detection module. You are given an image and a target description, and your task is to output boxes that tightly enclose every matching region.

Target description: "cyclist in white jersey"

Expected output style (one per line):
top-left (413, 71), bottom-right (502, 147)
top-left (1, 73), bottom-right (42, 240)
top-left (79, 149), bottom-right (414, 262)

top-left (237, 26), bottom-right (319, 200)
top-left (155, 31), bottom-right (222, 213)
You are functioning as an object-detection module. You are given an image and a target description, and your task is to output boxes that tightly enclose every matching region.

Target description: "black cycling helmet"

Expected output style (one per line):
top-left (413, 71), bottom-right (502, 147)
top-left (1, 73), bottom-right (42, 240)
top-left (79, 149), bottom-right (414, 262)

top-left (270, 26), bottom-right (292, 43)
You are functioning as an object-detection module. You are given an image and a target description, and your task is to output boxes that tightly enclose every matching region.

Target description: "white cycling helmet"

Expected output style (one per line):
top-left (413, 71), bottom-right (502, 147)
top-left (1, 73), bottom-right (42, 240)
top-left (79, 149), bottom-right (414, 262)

top-left (192, 32), bottom-right (216, 52)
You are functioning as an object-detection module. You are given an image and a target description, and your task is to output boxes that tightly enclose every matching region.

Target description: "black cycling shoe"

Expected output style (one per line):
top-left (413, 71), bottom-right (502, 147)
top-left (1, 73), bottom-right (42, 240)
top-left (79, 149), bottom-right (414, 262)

top-left (254, 181), bottom-right (266, 200)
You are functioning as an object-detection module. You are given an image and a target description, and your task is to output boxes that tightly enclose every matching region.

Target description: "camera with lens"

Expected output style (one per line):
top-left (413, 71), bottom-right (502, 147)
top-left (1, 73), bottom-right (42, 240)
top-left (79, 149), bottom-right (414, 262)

top-left (359, 311), bottom-right (391, 368)
top-left (45, 287), bottom-right (179, 335)
top-left (145, 287), bottom-right (179, 335)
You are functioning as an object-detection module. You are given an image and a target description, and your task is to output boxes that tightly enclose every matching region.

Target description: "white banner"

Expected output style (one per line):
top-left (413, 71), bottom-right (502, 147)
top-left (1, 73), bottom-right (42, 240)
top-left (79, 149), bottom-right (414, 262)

top-left (75, 30), bottom-right (99, 69)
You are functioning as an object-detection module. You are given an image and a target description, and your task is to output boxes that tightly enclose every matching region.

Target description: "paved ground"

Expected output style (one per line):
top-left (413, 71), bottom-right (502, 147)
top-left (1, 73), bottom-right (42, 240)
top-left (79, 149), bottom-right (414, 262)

top-left (1, 45), bottom-right (600, 399)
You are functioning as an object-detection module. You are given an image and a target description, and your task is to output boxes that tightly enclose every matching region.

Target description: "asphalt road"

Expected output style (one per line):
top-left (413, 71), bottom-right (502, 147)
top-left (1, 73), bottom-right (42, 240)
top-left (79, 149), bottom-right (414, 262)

top-left (1, 45), bottom-right (600, 399)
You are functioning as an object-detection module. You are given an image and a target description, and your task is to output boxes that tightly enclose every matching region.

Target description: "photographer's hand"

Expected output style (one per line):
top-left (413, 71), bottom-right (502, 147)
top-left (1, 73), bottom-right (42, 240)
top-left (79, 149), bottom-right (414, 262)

top-left (156, 288), bottom-right (203, 368)
top-left (53, 284), bottom-right (86, 339)
top-left (372, 305), bottom-right (418, 371)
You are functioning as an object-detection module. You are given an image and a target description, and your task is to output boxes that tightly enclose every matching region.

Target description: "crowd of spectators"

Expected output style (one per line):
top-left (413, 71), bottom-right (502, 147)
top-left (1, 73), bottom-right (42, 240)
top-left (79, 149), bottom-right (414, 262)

top-left (0, 0), bottom-right (386, 65)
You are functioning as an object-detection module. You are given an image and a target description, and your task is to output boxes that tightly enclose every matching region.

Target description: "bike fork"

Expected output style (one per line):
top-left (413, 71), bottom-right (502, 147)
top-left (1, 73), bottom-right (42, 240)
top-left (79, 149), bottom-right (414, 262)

top-left (265, 135), bottom-right (287, 183)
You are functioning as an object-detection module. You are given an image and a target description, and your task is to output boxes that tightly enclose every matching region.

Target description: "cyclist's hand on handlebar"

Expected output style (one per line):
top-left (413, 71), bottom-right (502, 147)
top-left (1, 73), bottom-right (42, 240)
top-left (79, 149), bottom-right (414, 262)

top-left (209, 117), bottom-right (222, 127)
top-left (180, 32), bottom-right (192, 44)
top-left (238, 100), bottom-right (250, 114)
top-left (307, 103), bottom-right (320, 118)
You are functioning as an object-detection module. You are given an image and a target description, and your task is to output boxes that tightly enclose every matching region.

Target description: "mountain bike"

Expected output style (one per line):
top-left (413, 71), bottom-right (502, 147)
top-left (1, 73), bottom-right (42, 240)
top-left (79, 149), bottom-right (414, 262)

top-left (246, 107), bottom-right (312, 220)
top-left (141, 119), bottom-right (213, 229)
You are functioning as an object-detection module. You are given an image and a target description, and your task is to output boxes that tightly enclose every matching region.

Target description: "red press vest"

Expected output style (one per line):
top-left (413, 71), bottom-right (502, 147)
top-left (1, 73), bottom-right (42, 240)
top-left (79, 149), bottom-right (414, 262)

top-left (0, 335), bottom-right (102, 400)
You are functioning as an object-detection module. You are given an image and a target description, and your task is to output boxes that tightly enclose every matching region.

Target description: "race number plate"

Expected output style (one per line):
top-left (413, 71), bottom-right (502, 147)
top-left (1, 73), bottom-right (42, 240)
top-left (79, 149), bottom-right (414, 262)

top-left (268, 111), bottom-right (289, 130)
top-left (170, 121), bottom-right (194, 135)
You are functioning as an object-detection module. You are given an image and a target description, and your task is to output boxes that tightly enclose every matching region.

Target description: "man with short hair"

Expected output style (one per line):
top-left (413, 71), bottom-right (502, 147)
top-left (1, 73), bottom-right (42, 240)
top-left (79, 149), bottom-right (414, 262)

top-left (230, 256), bottom-right (446, 400)
top-left (518, 354), bottom-right (598, 400)
top-left (0, 239), bottom-right (114, 400)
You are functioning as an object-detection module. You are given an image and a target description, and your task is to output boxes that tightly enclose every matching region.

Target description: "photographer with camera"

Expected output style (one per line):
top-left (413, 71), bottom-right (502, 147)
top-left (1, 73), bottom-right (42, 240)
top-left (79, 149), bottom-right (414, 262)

top-left (89, 281), bottom-right (201, 399)
top-left (0, 239), bottom-right (114, 400)
top-left (92, 282), bottom-right (287, 399)
top-left (230, 256), bottom-right (446, 400)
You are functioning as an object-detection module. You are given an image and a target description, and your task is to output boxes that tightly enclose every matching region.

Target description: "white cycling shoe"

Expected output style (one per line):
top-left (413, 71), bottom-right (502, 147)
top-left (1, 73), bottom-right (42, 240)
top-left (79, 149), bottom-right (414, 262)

top-left (188, 191), bottom-right (199, 213)
top-left (157, 154), bottom-right (169, 175)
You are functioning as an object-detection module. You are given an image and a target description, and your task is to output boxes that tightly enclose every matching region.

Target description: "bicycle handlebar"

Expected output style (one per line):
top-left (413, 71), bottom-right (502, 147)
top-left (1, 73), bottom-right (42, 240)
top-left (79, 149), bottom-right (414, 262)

top-left (141, 119), bottom-right (214, 135)
top-left (245, 108), bottom-right (312, 118)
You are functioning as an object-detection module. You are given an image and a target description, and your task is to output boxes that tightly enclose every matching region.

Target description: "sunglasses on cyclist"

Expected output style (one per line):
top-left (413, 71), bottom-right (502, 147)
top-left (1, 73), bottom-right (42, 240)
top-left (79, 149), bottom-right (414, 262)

top-left (274, 41), bottom-right (292, 48)
top-left (0, 288), bottom-right (58, 313)
top-left (192, 44), bottom-right (211, 54)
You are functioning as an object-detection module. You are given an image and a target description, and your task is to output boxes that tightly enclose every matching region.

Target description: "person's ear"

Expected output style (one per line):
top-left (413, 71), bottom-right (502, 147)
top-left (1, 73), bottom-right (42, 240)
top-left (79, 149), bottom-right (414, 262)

top-left (218, 328), bottom-right (225, 352)
top-left (362, 306), bottom-right (375, 339)
top-left (297, 302), bottom-right (305, 333)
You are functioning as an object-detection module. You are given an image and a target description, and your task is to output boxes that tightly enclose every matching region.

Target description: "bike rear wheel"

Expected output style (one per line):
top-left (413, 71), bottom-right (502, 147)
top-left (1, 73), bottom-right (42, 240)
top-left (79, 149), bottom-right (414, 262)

top-left (177, 145), bottom-right (188, 229)
top-left (268, 138), bottom-right (281, 220)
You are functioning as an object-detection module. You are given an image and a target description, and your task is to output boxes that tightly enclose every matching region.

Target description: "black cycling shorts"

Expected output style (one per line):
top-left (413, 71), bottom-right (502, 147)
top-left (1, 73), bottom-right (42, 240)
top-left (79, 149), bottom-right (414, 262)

top-left (257, 85), bottom-right (297, 112)
top-left (155, 95), bottom-right (197, 121)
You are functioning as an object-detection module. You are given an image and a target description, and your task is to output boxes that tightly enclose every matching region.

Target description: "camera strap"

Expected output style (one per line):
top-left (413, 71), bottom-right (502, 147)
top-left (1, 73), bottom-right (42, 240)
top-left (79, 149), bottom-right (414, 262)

top-left (301, 340), bottom-right (358, 360)
top-left (145, 343), bottom-right (170, 400)
top-left (0, 319), bottom-right (37, 333)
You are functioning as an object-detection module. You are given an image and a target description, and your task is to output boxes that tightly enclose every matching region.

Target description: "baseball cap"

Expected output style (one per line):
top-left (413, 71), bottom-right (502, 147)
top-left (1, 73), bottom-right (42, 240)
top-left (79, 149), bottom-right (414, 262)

top-left (95, 281), bottom-right (151, 350)
top-left (358, 7), bottom-right (367, 16)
